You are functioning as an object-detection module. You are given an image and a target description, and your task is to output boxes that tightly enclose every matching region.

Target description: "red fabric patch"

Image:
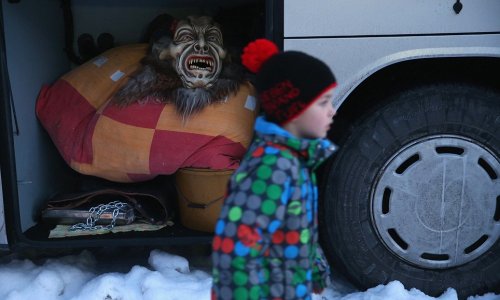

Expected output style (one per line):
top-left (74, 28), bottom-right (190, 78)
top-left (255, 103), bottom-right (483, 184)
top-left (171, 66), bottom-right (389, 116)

top-left (252, 146), bottom-right (265, 157)
top-left (184, 136), bottom-right (246, 170)
top-left (76, 114), bottom-right (99, 163)
top-left (285, 231), bottom-right (300, 244)
top-left (150, 131), bottom-right (245, 174)
top-left (272, 230), bottom-right (285, 244)
top-left (102, 100), bottom-right (164, 128)
top-left (237, 224), bottom-right (261, 247)
top-left (149, 131), bottom-right (211, 174)
top-left (36, 80), bottom-right (97, 164)
top-left (266, 141), bottom-right (302, 158)
top-left (212, 236), bottom-right (222, 251)
top-left (221, 238), bottom-right (235, 253)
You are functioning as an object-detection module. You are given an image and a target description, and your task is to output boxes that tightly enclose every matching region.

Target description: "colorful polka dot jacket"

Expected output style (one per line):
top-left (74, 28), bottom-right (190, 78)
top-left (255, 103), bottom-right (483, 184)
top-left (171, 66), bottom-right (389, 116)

top-left (212, 116), bottom-right (337, 300)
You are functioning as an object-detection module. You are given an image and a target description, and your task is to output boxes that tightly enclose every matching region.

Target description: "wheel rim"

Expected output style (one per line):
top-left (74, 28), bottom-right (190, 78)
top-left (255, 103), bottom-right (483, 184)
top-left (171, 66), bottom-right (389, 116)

top-left (371, 135), bottom-right (500, 269)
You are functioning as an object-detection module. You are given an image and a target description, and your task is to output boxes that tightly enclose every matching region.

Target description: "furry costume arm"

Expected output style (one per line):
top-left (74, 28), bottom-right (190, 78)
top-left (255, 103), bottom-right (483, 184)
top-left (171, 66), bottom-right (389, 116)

top-left (112, 36), bottom-right (183, 106)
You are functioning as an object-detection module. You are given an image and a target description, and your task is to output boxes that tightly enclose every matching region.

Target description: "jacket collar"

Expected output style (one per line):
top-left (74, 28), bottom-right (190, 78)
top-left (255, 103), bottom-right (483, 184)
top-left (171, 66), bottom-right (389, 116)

top-left (254, 116), bottom-right (337, 168)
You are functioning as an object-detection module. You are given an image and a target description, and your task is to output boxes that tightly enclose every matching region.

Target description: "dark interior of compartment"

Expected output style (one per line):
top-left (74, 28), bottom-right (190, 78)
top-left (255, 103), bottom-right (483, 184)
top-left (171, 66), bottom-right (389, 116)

top-left (1, 0), bottom-right (266, 246)
top-left (67, 0), bottom-right (266, 66)
top-left (27, 174), bottom-right (214, 245)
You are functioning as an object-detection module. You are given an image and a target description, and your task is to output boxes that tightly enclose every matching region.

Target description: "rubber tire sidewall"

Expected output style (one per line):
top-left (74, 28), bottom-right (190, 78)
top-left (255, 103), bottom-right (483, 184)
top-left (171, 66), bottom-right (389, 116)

top-left (320, 84), bottom-right (500, 298)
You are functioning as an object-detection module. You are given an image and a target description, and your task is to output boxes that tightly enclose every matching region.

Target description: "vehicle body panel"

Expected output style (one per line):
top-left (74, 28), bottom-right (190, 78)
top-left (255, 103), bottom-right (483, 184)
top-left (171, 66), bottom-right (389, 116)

top-left (284, 0), bottom-right (500, 108)
top-left (284, 35), bottom-right (500, 108)
top-left (284, 0), bottom-right (500, 37)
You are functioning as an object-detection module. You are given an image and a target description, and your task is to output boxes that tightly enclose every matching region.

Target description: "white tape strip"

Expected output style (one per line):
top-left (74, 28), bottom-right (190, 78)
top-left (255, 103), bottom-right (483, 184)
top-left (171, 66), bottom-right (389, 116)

top-left (110, 70), bottom-right (125, 82)
top-left (93, 56), bottom-right (108, 67)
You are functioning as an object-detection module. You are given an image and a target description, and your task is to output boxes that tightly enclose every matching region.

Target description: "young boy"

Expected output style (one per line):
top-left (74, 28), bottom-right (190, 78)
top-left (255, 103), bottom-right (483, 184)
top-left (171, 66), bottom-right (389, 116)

top-left (212, 39), bottom-right (338, 300)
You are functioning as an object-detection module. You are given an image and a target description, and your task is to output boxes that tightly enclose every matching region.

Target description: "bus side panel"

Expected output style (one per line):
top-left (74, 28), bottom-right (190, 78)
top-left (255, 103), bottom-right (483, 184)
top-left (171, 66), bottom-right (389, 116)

top-left (284, 0), bottom-right (500, 38)
top-left (283, 34), bottom-right (500, 108)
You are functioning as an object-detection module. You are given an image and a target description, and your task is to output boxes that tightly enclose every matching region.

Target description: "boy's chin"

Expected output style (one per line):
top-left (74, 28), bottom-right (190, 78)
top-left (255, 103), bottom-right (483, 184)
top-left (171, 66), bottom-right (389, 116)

top-left (304, 132), bottom-right (326, 139)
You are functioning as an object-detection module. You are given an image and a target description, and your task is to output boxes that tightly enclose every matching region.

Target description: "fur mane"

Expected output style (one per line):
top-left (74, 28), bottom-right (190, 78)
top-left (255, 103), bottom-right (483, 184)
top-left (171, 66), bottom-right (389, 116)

top-left (112, 37), bottom-right (245, 121)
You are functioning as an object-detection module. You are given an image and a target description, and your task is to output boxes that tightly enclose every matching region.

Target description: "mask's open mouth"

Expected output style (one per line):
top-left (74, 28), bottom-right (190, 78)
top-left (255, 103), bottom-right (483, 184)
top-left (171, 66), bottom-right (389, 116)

top-left (186, 55), bottom-right (214, 73)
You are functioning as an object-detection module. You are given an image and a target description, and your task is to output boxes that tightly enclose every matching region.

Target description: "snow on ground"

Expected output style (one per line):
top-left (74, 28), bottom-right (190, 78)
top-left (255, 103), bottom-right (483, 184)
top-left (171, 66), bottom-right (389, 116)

top-left (0, 249), bottom-right (498, 300)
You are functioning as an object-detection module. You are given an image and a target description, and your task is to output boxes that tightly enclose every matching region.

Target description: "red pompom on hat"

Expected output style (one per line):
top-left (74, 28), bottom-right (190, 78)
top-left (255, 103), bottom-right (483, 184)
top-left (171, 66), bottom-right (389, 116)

top-left (241, 39), bottom-right (279, 73)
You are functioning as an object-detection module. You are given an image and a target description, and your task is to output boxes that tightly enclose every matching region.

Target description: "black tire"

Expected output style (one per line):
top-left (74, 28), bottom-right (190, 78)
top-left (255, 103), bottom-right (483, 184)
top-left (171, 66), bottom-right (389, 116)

top-left (320, 84), bottom-right (500, 299)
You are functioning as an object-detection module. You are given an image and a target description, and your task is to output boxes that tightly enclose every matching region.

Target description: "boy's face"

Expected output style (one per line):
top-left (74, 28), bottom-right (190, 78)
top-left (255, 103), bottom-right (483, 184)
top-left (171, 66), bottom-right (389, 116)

top-left (284, 87), bottom-right (336, 139)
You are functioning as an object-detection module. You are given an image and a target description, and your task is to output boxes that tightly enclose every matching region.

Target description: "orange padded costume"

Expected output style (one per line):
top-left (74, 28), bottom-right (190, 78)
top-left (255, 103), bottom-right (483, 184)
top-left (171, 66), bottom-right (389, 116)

top-left (36, 44), bottom-right (257, 182)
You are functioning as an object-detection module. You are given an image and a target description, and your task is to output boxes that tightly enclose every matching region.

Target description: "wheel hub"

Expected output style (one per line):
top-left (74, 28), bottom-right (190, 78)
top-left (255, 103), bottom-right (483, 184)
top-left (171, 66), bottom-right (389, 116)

top-left (372, 135), bottom-right (500, 269)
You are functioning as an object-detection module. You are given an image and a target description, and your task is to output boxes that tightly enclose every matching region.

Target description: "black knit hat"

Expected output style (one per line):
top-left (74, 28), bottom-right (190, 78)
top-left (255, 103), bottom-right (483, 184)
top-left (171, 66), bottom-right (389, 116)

top-left (241, 39), bottom-right (337, 125)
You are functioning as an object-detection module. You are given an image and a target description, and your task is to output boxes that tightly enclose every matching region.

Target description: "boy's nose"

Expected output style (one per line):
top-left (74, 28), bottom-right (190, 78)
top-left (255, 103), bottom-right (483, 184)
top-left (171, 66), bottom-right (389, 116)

top-left (329, 103), bottom-right (336, 118)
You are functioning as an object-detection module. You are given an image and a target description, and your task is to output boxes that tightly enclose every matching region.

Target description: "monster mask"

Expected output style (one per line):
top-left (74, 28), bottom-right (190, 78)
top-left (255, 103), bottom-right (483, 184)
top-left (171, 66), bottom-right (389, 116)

top-left (113, 15), bottom-right (244, 120)
top-left (165, 16), bottom-right (226, 89)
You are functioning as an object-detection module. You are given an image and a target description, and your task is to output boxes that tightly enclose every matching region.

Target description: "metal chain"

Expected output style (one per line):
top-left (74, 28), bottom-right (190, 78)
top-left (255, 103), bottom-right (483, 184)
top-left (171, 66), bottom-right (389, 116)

top-left (69, 201), bottom-right (131, 231)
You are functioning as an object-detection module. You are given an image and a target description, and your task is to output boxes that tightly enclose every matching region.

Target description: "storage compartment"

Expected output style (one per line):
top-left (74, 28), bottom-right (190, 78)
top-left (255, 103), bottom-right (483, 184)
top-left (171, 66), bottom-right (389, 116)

top-left (0, 0), bottom-right (269, 249)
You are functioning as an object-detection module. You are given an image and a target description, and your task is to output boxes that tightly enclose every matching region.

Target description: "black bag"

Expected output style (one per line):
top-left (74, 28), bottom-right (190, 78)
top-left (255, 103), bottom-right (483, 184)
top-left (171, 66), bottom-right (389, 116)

top-left (41, 188), bottom-right (170, 226)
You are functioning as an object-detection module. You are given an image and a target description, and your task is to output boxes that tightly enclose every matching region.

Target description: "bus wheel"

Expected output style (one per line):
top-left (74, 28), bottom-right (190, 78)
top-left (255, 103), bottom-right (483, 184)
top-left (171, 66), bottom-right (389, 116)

top-left (320, 84), bottom-right (500, 298)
